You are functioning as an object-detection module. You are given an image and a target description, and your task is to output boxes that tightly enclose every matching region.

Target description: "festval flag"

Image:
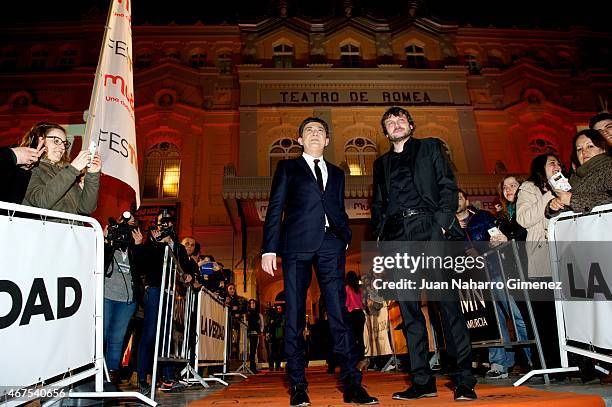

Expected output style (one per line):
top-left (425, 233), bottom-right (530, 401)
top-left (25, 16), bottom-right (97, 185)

top-left (85, 0), bottom-right (140, 207)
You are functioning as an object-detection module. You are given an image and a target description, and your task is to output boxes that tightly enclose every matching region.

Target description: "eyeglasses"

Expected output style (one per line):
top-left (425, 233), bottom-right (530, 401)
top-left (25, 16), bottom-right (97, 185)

top-left (47, 136), bottom-right (71, 148)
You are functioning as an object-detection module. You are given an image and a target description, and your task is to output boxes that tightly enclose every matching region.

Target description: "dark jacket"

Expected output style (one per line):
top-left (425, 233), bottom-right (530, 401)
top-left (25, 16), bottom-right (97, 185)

top-left (138, 238), bottom-right (193, 288)
top-left (262, 156), bottom-right (351, 254)
top-left (23, 158), bottom-right (99, 215)
top-left (496, 207), bottom-right (527, 242)
top-left (546, 154), bottom-right (612, 217)
top-left (0, 147), bottom-right (32, 204)
top-left (371, 137), bottom-right (460, 239)
top-left (462, 207), bottom-right (497, 242)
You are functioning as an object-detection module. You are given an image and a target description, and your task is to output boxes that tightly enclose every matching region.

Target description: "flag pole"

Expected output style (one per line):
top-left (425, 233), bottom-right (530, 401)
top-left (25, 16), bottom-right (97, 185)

top-left (83, 0), bottom-right (117, 146)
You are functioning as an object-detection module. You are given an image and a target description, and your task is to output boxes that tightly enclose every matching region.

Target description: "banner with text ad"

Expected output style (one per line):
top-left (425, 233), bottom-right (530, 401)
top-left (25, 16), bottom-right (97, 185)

top-left (0, 215), bottom-right (96, 392)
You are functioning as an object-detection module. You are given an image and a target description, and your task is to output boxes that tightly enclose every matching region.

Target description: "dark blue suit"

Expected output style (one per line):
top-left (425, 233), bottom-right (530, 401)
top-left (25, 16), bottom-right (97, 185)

top-left (262, 156), bottom-right (360, 389)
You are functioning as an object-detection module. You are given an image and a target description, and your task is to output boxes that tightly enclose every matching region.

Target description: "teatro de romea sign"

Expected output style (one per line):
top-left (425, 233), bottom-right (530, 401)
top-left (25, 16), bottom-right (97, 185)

top-left (259, 88), bottom-right (451, 105)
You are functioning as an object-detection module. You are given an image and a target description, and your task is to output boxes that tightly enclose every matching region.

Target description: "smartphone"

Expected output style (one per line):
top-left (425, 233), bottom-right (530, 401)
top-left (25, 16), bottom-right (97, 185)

top-left (29, 135), bottom-right (39, 149)
top-left (488, 226), bottom-right (501, 237)
top-left (548, 171), bottom-right (571, 191)
top-left (86, 140), bottom-right (97, 167)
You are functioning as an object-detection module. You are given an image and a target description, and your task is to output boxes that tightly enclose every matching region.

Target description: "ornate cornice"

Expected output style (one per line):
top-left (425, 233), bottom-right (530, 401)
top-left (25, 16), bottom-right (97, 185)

top-left (222, 171), bottom-right (510, 199)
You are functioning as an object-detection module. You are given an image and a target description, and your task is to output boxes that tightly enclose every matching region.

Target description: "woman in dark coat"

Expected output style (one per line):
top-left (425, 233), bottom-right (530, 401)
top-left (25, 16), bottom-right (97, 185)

top-left (548, 129), bottom-right (612, 215)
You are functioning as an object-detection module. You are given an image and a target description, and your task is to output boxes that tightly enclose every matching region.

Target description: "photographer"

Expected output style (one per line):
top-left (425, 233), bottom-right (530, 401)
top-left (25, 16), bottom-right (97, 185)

top-left (103, 212), bottom-right (144, 384)
top-left (136, 209), bottom-right (195, 394)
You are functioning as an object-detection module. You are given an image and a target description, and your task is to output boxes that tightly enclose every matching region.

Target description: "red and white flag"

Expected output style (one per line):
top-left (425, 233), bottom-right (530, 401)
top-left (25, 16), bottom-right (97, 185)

top-left (85, 0), bottom-right (140, 207)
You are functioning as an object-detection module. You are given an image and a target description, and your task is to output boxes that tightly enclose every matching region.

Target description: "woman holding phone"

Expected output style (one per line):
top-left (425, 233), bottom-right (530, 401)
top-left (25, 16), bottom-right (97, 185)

top-left (23, 122), bottom-right (101, 216)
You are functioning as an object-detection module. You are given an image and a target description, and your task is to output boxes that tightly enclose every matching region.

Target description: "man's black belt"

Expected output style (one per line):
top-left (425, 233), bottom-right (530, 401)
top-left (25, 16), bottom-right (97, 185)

top-left (389, 208), bottom-right (426, 221)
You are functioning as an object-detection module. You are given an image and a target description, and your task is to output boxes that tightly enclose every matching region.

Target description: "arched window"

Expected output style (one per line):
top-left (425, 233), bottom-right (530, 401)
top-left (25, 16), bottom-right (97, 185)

top-left (189, 50), bottom-right (207, 68)
top-left (30, 47), bottom-right (48, 70)
top-left (487, 50), bottom-right (505, 68)
top-left (164, 49), bottom-right (181, 61)
top-left (136, 50), bottom-right (153, 68)
top-left (344, 138), bottom-right (377, 175)
top-left (269, 138), bottom-right (301, 174)
top-left (143, 142), bottom-right (181, 199)
top-left (557, 52), bottom-right (574, 70)
top-left (273, 43), bottom-right (293, 68)
top-left (217, 51), bottom-right (232, 74)
top-left (527, 138), bottom-right (557, 155)
top-left (58, 47), bottom-right (78, 68)
top-left (405, 44), bottom-right (426, 68)
top-left (0, 47), bottom-right (18, 71)
top-left (464, 53), bottom-right (480, 74)
top-left (340, 43), bottom-right (360, 68)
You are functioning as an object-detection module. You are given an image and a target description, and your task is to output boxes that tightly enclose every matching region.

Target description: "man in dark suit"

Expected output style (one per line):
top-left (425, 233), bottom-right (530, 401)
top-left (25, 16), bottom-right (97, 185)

top-left (371, 107), bottom-right (477, 402)
top-left (262, 117), bottom-right (378, 406)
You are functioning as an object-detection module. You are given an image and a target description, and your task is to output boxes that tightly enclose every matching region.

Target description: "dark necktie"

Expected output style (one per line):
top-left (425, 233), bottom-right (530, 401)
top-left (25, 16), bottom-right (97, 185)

top-left (314, 159), bottom-right (324, 192)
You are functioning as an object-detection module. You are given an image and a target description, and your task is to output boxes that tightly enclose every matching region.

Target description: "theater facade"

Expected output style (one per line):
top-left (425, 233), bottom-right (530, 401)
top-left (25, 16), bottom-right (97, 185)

top-left (1, 6), bottom-right (610, 314)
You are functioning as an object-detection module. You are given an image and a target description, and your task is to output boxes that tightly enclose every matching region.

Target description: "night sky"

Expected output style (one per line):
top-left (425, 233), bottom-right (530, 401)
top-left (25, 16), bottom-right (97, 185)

top-left (1, 0), bottom-right (609, 30)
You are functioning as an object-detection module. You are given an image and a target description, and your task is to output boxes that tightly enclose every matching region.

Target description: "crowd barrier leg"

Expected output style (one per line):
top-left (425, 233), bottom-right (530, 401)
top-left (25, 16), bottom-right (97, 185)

top-left (511, 240), bottom-right (580, 386)
top-left (213, 310), bottom-right (247, 380)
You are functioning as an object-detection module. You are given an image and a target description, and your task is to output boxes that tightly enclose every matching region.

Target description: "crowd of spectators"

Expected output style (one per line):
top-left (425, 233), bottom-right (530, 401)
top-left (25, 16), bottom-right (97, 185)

top-left (2, 111), bottom-right (612, 394)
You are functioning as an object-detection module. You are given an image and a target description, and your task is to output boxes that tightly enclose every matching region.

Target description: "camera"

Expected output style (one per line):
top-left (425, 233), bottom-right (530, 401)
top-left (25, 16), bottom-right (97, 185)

top-left (150, 208), bottom-right (176, 242)
top-left (107, 211), bottom-right (136, 248)
top-left (200, 262), bottom-right (215, 276)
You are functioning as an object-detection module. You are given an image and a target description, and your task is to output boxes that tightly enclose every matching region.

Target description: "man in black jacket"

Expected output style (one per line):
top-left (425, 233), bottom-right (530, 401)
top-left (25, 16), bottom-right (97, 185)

top-left (136, 209), bottom-right (195, 394)
top-left (262, 117), bottom-right (378, 406)
top-left (370, 107), bottom-right (477, 402)
top-left (0, 140), bottom-right (45, 203)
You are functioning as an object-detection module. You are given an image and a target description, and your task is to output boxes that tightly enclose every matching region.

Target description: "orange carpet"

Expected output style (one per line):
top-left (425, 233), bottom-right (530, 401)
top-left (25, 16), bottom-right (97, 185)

top-left (188, 367), bottom-right (605, 406)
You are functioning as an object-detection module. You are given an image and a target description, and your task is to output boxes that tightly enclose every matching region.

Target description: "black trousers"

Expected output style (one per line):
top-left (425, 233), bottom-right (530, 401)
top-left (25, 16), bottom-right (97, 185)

top-left (383, 214), bottom-right (476, 388)
top-left (347, 309), bottom-right (366, 361)
top-left (249, 335), bottom-right (259, 370)
top-left (282, 232), bottom-right (361, 389)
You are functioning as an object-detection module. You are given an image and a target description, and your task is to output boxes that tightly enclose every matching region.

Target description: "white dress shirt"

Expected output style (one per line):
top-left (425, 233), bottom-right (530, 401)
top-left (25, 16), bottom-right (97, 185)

top-left (301, 152), bottom-right (329, 227)
top-left (262, 153), bottom-right (330, 258)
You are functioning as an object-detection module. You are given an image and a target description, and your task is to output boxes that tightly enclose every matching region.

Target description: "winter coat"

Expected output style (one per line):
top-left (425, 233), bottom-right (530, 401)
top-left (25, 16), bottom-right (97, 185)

top-left (516, 181), bottom-right (553, 277)
top-left (23, 158), bottom-right (99, 215)
top-left (568, 154), bottom-right (612, 213)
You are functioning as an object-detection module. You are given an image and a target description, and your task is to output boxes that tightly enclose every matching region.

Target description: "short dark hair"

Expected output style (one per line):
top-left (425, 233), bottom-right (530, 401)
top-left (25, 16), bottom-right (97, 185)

top-left (380, 106), bottom-right (416, 136)
top-left (570, 129), bottom-right (610, 168)
top-left (589, 112), bottom-right (612, 129)
top-left (157, 208), bottom-right (176, 223)
top-left (298, 117), bottom-right (329, 139)
top-left (457, 188), bottom-right (467, 200)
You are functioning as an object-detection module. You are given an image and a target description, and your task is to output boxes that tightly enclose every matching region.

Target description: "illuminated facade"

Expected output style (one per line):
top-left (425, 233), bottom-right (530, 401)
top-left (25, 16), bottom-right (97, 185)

top-left (1, 7), bottom-right (610, 314)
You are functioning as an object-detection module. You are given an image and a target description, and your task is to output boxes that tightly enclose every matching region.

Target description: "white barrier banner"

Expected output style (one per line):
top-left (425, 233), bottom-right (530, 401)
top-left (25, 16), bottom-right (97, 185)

top-left (551, 205), bottom-right (612, 350)
top-left (0, 215), bottom-right (96, 388)
top-left (198, 291), bottom-right (226, 362)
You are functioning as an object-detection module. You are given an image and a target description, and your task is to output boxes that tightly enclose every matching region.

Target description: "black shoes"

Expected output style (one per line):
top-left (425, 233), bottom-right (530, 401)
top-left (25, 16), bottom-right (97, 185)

top-left (392, 376), bottom-right (437, 400)
top-left (343, 385), bottom-right (379, 405)
top-left (290, 384), bottom-right (311, 407)
top-left (454, 384), bottom-right (477, 401)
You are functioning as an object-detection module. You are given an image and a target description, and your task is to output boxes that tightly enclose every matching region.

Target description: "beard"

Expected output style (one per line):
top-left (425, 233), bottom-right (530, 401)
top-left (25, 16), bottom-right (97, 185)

top-left (387, 127), bottom-right (412, 143)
